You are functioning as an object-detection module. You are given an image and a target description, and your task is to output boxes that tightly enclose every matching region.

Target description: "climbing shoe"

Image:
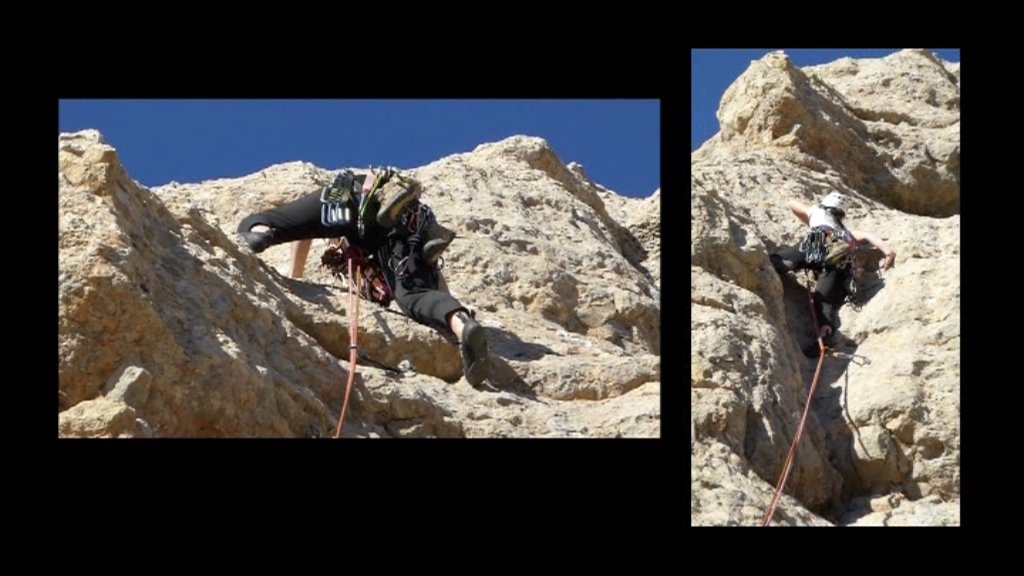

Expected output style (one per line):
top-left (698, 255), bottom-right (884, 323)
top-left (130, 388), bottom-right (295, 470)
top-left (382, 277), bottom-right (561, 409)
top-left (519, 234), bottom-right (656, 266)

top-left (240, 229), bottom-right (275, 253)
top-left (457, 311), bottom-right (491, 388)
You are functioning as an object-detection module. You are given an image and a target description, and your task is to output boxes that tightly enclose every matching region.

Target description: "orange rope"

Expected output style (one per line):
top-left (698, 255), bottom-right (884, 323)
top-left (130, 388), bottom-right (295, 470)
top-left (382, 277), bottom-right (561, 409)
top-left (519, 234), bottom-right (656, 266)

top-left (333, 261), bottom-right (361, 438)
top-left (762, 270), bottom-right (827, 526)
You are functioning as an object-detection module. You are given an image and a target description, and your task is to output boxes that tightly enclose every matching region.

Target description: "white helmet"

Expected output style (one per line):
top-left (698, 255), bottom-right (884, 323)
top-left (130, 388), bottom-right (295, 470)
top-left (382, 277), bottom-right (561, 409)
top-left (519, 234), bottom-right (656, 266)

top-left (821, 192), bottom-right (848, 214)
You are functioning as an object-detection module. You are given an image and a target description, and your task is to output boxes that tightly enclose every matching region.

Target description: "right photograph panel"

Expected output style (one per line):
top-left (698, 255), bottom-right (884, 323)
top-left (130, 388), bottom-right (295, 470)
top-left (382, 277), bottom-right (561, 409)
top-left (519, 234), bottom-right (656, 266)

top-left (690, 48), bottom-right (961, 527)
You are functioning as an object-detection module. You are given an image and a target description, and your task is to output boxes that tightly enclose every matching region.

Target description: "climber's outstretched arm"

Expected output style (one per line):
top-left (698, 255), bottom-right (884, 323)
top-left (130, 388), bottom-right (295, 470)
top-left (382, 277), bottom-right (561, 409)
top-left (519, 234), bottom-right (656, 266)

top-left (848, 228), bottom-right (896, 270)
top-left (788, 200), bottom-right (811, 225)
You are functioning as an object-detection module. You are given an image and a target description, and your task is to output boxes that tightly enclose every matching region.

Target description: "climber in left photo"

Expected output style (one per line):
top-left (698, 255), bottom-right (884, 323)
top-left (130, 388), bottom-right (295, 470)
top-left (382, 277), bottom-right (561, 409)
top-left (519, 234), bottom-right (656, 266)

top-left (58, 99), bottom-right (661, 439)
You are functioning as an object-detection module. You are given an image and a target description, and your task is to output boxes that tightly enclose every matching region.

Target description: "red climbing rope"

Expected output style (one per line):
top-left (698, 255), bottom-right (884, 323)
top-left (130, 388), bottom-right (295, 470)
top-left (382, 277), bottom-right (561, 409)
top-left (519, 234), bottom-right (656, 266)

top-left (762, 270), bottom-right (827, 526)
top-left (333, 259), bottom-right (362, 439)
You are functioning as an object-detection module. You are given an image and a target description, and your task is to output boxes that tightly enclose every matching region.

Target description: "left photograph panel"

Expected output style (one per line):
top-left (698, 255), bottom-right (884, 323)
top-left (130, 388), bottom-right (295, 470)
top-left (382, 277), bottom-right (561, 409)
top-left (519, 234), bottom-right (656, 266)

top-left (58, 99), bottom-right (661, 438)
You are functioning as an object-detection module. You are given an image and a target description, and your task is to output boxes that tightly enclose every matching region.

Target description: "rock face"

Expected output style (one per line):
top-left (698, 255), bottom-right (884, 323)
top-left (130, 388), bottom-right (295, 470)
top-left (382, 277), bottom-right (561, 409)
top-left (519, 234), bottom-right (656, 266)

top-left (691, 50), bottom-right (959, 526)
top-left (58, 130), bottom-right (660, 438)
top-left (698, 49), bottom-right (959, 217)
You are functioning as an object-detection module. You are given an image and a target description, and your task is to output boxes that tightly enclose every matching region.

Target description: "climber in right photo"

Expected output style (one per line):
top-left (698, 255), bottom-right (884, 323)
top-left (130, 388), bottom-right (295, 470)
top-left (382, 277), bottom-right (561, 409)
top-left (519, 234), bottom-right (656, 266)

top-left (769, 191), bottom-right (897, 358)
top-left (690, 49), bottom-right (960, 527)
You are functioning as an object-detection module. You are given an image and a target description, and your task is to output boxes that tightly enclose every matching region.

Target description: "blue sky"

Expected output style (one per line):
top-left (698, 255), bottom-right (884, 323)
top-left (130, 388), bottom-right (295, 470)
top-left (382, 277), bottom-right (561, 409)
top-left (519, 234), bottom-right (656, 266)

top-left (691, 49), bottom-right (961, 151)
top-left (58, 99), bottom-right (660, 199)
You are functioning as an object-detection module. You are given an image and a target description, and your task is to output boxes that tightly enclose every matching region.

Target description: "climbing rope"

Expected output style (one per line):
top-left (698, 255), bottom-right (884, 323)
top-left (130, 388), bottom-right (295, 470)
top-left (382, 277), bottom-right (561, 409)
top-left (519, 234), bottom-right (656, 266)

top-left (333, 257), bottom-right (362, 439)
top-left (762, 270), bottom-right (828, 526)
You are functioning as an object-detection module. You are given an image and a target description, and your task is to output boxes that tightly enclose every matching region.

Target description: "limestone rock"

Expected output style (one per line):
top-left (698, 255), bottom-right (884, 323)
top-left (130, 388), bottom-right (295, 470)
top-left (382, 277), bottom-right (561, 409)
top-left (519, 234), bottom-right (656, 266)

top-left (58, 130), bottom-right (659, 438)
top-left (103, 365), bottom-right (153, 408)
top-left (691, 50), bottom-right (959, 525)
top-left (59, 397), bottom-right (147, 438)
top-left (843, 494), bottom-right (960, 526)
top-left (692, 441), bottom-right (832, 526)
top-left (697, 49), bottom-right (959, 217)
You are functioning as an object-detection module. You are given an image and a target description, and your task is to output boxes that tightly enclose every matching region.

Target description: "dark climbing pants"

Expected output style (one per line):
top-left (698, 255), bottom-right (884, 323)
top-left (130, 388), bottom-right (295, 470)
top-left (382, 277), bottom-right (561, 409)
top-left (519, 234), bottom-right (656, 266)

top-left (770, 245), bottom-right (849, 332)
top-left (237, 189), bottom-right (359, 243)
top-left (387, 238), bottom-right (465, 335)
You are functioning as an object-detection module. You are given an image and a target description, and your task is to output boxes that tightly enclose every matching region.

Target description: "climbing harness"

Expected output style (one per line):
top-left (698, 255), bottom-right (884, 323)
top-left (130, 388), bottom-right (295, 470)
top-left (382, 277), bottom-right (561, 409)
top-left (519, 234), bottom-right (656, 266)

top-left (762, 269), bottom-right (829, 526)
top-left (319, 166), bottom-right (396, 239)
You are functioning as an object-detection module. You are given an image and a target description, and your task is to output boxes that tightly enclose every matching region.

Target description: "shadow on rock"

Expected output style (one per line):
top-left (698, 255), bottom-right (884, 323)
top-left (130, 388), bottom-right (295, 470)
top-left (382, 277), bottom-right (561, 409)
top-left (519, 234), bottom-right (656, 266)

top-left (487, 326), bottom-right (559, 361)
top-left (486, 355), bottom-right (544, 403)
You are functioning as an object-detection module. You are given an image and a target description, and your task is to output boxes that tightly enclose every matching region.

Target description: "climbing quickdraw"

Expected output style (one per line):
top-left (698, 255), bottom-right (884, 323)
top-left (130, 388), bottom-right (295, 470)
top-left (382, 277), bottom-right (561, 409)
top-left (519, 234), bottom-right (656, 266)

top-left (799, 228), bottom-right (829, 265)
top-left (800, 226), bottom-right (857, 269)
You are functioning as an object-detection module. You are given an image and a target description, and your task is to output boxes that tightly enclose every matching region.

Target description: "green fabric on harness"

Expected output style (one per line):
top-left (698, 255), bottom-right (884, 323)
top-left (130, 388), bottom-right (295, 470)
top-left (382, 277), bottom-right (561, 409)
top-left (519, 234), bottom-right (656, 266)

top-left (823, 234), bottom-right (853, 267)
top-left (356, 168), bottom-right (386, 238)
